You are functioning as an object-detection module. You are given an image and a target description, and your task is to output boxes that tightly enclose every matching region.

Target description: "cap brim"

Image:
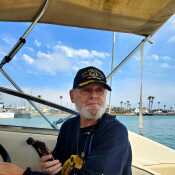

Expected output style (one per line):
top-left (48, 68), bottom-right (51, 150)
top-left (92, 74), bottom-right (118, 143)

top-left (102, 83), bottom-right (112, 91)
top-left (78, 80), bottom-right (111, 91)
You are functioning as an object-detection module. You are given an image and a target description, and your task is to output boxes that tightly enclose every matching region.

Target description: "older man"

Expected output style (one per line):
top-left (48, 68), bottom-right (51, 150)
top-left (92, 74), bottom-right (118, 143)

top-left (41, 66), bottom-right (132, 175)
top-left (0, 66), bottom-right (132, 175)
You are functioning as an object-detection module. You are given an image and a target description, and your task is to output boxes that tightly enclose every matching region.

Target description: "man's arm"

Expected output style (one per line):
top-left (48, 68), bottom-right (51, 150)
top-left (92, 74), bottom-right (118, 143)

top-left (0, 162), bottom-right (55, 175)
top-left (123, 143), bottom-right (132, 175)
top-left (0, 162), bottom-right (25, 175)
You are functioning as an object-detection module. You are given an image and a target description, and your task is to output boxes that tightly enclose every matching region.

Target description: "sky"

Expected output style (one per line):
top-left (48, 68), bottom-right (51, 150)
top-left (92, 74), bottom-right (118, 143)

top-left (0, 15), bottom-right (175, 110)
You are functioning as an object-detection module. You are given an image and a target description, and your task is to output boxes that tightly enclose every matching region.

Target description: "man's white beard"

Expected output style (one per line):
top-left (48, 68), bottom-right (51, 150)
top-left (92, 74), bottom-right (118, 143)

top-left (75, 103), bottom-right (106, 120)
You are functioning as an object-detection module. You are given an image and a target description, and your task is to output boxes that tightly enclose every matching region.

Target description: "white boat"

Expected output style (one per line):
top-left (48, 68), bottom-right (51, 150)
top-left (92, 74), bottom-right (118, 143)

top-left (0, 112), bottom-right (31, 119)
top-left (0, 1), bottom-right (175, 175)
top-left (0, 107), bottom-right (31, 119)
top-left (0, 112), bottom-right (14, 118)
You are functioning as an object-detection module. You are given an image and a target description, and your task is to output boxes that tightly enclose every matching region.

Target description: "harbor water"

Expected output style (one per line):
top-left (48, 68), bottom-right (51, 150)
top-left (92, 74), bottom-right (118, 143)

top-left (0, 115), bottom-right (175, 150)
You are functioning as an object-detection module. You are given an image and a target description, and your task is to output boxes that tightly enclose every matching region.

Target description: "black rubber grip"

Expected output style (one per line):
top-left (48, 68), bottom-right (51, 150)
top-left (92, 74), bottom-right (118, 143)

top-left (26, 137), bottom-right (52, 159)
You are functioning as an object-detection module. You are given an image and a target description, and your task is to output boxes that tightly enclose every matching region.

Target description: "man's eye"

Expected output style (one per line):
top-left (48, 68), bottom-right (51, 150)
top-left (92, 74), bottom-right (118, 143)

top-left (81, 89), bottom-right (90, 93)
top-left (97, 88), bottom-right (102, 91)
top-left (96, 88), bottom-right (104, 92)
top-left (84, 89), bottom-right (90, 92)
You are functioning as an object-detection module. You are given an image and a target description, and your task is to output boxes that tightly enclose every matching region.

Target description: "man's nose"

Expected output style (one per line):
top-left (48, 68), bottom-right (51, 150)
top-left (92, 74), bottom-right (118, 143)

top-left (89, 90), bottom-right (99, 98)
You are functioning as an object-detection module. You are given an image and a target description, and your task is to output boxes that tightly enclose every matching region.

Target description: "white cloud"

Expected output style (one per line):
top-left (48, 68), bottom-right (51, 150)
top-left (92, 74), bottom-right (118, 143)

top-left (34, 51), bottom-right (71, 75)
top-left (46, 44), bottom-right (51, 49)
top-left (133, 55), bottom-right (140, 61)
top-left (54, 44), bottom-right (110, 59)
top-left (162, 56), bottom-right (172, 61)
top-left (168, 35), bottom-right (175, 43)
top-left (79, 58), bottom-right (103, 67)
top-left (34, 40), bottom-right (41, 47)
top-left (160, 63), bottom-right (170, 68)
top-left (22, 54), bottom-right (34, 64)
top-left (26, 47), bottom-right (34, 52)
top-left (72, 65), bottom-right (80, 72)
top-left (0, 51), bottom-right (5, 56)
top-left (79, 60), bottom-right (90, 66)
top-left (21, 51), bottom-right (71, 75)
top-left (151, 54), bottom-right (159, 61)
top-left (90, 59), bottom-right (103, 67)
top-left (91, 50), bottom-right (109, 58)
top-left (148, 54), bottom-right (172, 62)
top-left (21, 43), bottom-right (110, 75)
top-left (2, 35), bottom-right (16, 46)
top-left (0, 48), bottom-right (5, 57)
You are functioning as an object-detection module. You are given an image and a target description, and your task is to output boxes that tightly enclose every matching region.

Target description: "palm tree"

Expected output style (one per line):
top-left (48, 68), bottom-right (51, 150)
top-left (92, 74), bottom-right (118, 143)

top-left (124, 102), bottom-right (126, 111)
top-left (147, 96), bottom-right (155, 112)
top-left (150, 96), bottom-right (155, 111)
top-left (59, 95), bottom-right (63, 105)
top-left (148, 96), bottom-right (152, 112)
top-left (120, 101), bottom-right (123, 108)
top-left (163, 104), bottom-right (166, 111)
top-left (37, 95), bottom-right (42, 98)
top-left (157, 101), bottom-right (160, 111)
top-left (126, 100), bottom-right (130, 110)
top-left (120, 101), bottom-right (123, 112)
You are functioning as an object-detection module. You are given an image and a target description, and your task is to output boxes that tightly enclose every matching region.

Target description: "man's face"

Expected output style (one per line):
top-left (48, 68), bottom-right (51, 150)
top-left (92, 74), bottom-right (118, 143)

top-left (70, 83), bottom-right (107, 119)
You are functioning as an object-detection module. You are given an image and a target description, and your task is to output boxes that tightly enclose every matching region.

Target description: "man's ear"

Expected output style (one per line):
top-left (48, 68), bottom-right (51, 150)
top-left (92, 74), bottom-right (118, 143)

top-left (70, 89), bottom-right (75, 103)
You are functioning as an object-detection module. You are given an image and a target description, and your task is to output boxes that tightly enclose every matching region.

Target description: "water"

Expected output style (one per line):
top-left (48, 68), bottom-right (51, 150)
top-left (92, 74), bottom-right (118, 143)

top-left (116, 115), bottom-right (175, 150)
top-left (0, 115), bottom-right (175, 150)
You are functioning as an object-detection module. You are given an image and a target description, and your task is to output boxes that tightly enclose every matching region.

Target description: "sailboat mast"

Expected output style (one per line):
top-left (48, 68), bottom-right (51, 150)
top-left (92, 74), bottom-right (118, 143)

top-left (139, 43), bottom-right (144, 135)
top-left (108, 32), bottom-right (116, 113)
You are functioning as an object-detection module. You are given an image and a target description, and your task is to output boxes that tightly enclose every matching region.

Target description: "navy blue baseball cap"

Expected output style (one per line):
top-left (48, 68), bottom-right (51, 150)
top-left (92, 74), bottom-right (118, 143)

top-left (73, 66), bottom-right (111, 91)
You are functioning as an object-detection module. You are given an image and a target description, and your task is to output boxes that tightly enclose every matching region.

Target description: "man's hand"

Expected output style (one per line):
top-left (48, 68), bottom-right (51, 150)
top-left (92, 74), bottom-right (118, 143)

top-left (0, 162), bottom-right (24, 175)
top-left (40, 154), bottom-right (62, 175)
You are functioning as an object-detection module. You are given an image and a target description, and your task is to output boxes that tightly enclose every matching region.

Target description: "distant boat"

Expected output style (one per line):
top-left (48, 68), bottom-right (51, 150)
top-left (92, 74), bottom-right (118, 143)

top-left (153, 111), bottom-right (175, 116)
top-left (14, 112), bottom-right (31, 118)
top-left (0, 111), bottom-right (31, 118)
top-left (0, 102), bottom-right (31, 119)
top-left (134, 107), bottom-right (152, 116)
top-left (0, 112), bottom-right (14, 118)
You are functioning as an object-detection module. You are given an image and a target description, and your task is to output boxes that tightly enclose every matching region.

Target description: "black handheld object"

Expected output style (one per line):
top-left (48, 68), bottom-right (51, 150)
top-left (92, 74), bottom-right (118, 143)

top-left (26, 137), bottom-right (53, 159)
top-left (0, 144), bottom-right (11, 162)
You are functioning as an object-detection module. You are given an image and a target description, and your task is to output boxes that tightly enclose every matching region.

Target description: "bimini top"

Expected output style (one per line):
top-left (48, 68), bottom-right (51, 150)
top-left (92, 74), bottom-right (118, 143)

top-left (0, 0), bottom-right (175, 36)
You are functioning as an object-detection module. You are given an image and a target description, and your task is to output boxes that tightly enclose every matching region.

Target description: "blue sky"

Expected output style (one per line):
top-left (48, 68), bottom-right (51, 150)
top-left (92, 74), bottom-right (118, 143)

top-left (0, 15), bottom-right (175, 110)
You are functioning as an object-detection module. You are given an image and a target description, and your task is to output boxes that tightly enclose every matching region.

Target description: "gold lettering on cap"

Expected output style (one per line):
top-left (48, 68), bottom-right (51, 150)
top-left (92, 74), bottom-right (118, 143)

top-left (82, 68), bottom-right (104, 80)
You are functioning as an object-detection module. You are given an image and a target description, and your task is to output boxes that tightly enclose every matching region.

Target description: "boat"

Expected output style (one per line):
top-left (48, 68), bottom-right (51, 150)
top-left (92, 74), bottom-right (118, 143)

top-left (0, 112), bottom-right (15, 119)
top-left (0, 103), bottom-right (14, 118)
top-left (0, 112), bottom-right (31, 119)
top-left (0, 103), bottom-right (31, 119)
top-left (0, 1), bottom-right (175, 175)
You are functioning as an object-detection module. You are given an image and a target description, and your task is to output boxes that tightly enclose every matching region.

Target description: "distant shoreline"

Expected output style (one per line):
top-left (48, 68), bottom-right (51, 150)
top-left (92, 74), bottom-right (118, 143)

top-left (110, 112), bottom-right (175, 116)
